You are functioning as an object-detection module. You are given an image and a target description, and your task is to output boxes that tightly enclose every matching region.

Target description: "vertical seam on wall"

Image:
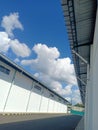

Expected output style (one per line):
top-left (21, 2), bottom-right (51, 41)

top-left (38, 89), bottom-right (44, 112)
top-left (47, 94), bottom-right (50, 112)
top-left (26, 81), bottom-right (35, 112)
top-left (3, 70), bottom-right (17, 112)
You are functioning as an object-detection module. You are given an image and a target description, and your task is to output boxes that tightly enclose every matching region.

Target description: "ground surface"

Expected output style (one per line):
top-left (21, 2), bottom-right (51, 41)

top-left (0, 114), bottom-right (82, 130)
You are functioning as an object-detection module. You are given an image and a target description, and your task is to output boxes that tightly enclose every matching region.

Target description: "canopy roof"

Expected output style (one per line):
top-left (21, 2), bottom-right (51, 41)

top-left (62, 0), bottom-right (97, 104)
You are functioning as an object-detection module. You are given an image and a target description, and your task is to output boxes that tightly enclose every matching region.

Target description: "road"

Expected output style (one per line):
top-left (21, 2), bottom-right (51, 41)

top-left (0, 114), bottom-right (82, 130)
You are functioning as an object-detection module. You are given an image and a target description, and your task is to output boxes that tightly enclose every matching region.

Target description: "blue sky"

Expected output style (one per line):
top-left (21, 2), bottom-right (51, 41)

top-left (0, 0), bottom-right (81, 104)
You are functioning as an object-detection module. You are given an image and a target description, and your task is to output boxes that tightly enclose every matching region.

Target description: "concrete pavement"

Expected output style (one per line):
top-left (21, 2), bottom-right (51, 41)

top-left (0, 114), bottom-right (82, 130)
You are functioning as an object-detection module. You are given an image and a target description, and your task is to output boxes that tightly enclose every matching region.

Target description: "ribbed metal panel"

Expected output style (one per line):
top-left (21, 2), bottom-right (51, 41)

top-left (62, 0), bottom-right (97, 104)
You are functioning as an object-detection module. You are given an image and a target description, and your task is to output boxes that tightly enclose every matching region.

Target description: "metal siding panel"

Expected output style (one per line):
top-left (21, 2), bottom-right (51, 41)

top-left (5, 72), bottom-right (32, 112)
top-left (53, 96), bottom-right (59, 113)
top-left (64, 105), bottom-right (67, 113)
top-left (27, 87), bottom-right (42, 112)
top-left (53, 101), bottom-right (58, 113)
top-left (40, 89), bottom-right (49, 112)
top-left (58, 102), bottom-right (61, 113)
top-left (27, 92), bottom-right (41, 112)
top-left (0, 62), bottom-right (15, 112)
top-left (48, 98), bottom-right (54, 113)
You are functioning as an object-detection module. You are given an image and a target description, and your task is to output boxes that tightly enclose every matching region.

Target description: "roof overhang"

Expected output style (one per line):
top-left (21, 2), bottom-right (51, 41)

top-left (62, 0), bottom-right (97, 104)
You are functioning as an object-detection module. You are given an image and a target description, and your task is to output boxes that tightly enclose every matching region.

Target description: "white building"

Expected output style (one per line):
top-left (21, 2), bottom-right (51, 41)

top-left (62, 0), bottom-right (98, 130)
top-left (0, 53), bottom-right (69, 113)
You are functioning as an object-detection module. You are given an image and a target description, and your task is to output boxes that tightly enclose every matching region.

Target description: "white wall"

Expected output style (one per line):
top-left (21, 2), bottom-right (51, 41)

top-left (85, 5), bottom-right (98, 130)
top-left (64, 104), bottom-right (67, 113)
top-left (53, 96), bottom-right (59, 113)
top-left (90, 6), bottom-right (98, 129)
top-left (47, 94), bottom-right (55, 113)
top-left (39, 89), bottom-right (49, 112)
top-left (0, 61), bottom-right (68, 113)
top-left (5, 72), bottom-right (32, 112)
top-left (27, 84), bottom-right (42, 112)
top-left (0, 61), bottom-right (15, 112)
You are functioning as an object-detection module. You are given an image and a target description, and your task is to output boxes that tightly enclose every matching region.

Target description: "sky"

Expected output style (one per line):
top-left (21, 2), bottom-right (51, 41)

top-left (0, 0), bottom-right (81, 104)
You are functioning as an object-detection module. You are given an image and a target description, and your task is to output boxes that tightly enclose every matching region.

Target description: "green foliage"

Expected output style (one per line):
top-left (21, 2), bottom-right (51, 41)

top-left (74, 103), bottom-right (84, 108)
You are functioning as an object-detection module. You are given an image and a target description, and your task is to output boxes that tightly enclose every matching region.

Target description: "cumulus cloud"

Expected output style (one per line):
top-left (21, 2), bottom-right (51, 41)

top-left (63, 89), bottom-right (81, 104)
top-left (0, 13), bottom-right (80, 104)
top-left (53, 83), bottom-right (72, 96)
top-left (33, 43), bottom-right (60, 60)
top-left (0, 33), bottom-right (31, 57)
top-left (10, 39), bottom-right (31, 57)
top-left (33, 72), bottom-right (73, 97)
top-left (65, 97), bottom-right (71, 102)
top-left (1, 12), bottom-right (23, 37)
top-left (0, 32), bottom-right (10, 52)
top-left (21, 43), bottom-right (77, 86)
top-left (21, 43), bottom-right (80, 104)
top-left (0, 13), bottom-right (31, 57)
top-left (72, 89), bottom-right (81, 104)
top-left (14, 58), bottom-right (20, 63)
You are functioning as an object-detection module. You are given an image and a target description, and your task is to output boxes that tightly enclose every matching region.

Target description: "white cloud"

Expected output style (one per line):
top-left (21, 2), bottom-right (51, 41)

top-left (21, 43), bottom-right (81, 104)
top-left (21, 43), bottom-right (77, 86)
top-left (0, 32), bottom-right (10, 53)
top-left (0, 12), bottom-right (80, 104)
top-left (33, 72), bottom-right (80, 104)
top-left (0, 13), bottom-right (31, 57)
top-left (33, 72), bottom-right (72, 97)
top-left (14, 58), bottom-right (20, 63)
top-left (10, 39), bottom-right (31, 57)
top-left (65, 97), bottom-right (71, 102)
top-left (34, 73), bottom-right (40, 78)
top-left (54, 84), bottom-right (72, 96)
top-left (0, 32), bottom-right (31, 57)
top-left (1, 12), bottom-right (23, 37)
top-left (33, 43), bottom-right (60, 60)
top-left (64, 89), bottom-right (81, 105)
top-left (72, 89), bottom-right (81, 104)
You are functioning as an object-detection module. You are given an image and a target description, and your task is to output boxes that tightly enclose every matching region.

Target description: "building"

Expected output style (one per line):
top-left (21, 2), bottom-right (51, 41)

top-left (62, 0), bottom-right (98, 129)
top-left (0, 53), bottom-right (69, 113)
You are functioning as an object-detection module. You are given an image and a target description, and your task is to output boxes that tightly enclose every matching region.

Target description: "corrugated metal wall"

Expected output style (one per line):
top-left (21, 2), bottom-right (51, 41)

top-left (0, 61), bottom-right (67, 113)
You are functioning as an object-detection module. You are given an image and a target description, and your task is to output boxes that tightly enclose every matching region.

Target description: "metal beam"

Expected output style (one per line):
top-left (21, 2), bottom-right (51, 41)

top-left (73, 42), bottom-right (92, 49)
top-left (77, 77), bottom-right (86, 86)
top-left (79, 72), bottom-right (87, 75)
top-left (72, 49), bottom-right (88, 64)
